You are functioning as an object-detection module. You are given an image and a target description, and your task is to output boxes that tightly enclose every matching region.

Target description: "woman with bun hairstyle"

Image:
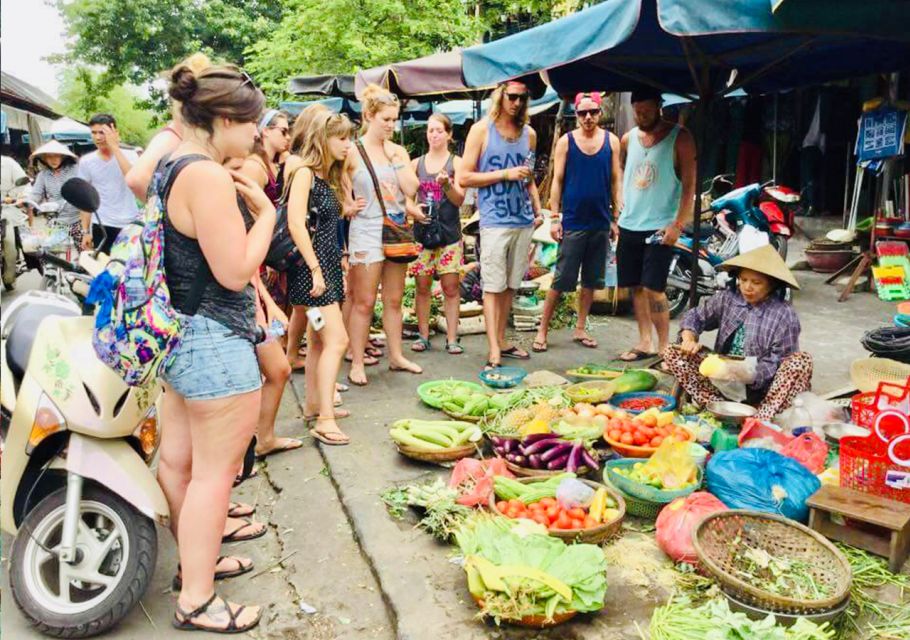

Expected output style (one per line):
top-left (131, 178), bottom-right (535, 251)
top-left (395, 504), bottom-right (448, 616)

top-left (345, 84), bottom-right (422, 386)
top-left (156, 63), bottom-right (273, 634)
top-left (285, 110), bottom-right (354, 444)
top-left (126, 52), bottom-right (211, 200)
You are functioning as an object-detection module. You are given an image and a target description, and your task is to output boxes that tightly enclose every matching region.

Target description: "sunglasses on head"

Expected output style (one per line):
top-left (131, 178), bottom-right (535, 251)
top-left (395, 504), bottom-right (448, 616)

top-left (268, 125), bottom-right (290, 136)
top-left (375, 93), bottom-right (400, 105)
top-left (505, 92), bottom-right (529, 103)
top-left (576, 108), bottom-right (600, 118)
top-left (206, 69), bottom-right (257, 93)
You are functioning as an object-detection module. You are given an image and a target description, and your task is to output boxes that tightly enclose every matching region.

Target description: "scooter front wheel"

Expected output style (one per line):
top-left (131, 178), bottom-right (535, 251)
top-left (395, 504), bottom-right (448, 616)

top-left (9, 483), bottom-right (157, 638)
top-left (2, 228), bottom-right (17, 291)
top-left (666, 253), bottom-right (692, 319)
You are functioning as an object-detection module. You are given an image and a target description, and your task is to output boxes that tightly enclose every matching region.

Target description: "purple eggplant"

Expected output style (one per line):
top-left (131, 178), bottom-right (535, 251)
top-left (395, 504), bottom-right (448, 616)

top-left (512, 454), bottom-right (528, 466)
top-left (522, 433), bottom-right (558, 445)
top-left (505, 438), bottom-right (520, 453)
top-left (547, 453), bottom-right (570, 470)
top-left (528, 454), bottom-right (543, 469)
top-left (490, 436), bottom-right (505, 447)
top-left (566, 442), bottom-right (583, 474)
top-left (540, 442), bottom-right (574, 463)
top-left (581, 448), bottom-right (600, 470)
top-left (522, 437), bottom-right (564, 456)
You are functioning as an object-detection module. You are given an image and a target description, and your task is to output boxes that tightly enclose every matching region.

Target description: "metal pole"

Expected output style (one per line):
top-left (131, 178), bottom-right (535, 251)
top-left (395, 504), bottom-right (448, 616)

top-left (689, 95), bottom-right (710, 309)
top-left (772, 93), bottom-right (779, 183)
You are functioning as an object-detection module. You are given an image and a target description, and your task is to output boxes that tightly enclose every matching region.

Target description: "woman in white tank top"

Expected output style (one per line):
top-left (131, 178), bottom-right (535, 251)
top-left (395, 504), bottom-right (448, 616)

top-left (344, 84), bottom-right (422, 386)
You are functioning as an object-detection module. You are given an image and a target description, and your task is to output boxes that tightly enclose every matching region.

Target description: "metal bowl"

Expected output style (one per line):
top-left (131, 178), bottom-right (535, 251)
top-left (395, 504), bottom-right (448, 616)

top-left (707, 401), bottom-right (757, 427)
top-left (723, 590), bottom-right (850, 627)
top-left (822, 422), bottom-right (870, 443)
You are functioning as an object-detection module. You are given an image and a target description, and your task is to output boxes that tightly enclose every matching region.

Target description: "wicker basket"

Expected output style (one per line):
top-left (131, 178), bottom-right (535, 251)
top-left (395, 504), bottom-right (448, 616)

top-left (850, 357), bottom-right (910, 393)
top-left (503, 459), bottom-right (593, 478)
top-left (604, 458), bottom-right (702, 503)
top-left (565, 380), bottom-right (616, 404)
top-left (693, 510), bottom-right (852, 614)
top-left (396, 442), bottom-right (480, 464)
top-left (489, 478), bottom-right (625, 543)
top-left (471, 596), bottom-right (577, 628)
top-left (605, 482), bottom-right (664, 520)
top-left (441, 408), bottom-right (483, 423)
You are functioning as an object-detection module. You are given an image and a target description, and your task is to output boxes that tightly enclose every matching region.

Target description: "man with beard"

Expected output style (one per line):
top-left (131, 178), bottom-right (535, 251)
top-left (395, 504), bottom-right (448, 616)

top-left (533, 92), bottom-right (622, 353)
top-left (460, 80), bottom-right (542, 369)
top-left (617, 87), bottom-right (696, 362)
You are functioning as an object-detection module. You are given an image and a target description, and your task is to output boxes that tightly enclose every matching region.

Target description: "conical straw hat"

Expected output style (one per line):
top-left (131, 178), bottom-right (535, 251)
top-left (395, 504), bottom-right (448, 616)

top-left (720, 244), bottom-right (800, 290)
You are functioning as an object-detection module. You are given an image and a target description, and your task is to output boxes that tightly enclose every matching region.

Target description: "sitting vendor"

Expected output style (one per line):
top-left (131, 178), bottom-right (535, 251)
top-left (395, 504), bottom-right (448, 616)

top-left (663, 244), bottom-right (812, 420)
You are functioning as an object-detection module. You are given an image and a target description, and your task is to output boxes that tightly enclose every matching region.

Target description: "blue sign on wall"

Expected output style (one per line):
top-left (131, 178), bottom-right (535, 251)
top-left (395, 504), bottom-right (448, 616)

top-left (856, 107), bottom-right (907, 162)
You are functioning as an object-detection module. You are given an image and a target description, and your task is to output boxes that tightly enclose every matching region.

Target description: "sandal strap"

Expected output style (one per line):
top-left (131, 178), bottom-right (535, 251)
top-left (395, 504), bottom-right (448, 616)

top-left (176, 592), bottom-right (220, 622)
top-left (223, 518), bottom-right (252, 539)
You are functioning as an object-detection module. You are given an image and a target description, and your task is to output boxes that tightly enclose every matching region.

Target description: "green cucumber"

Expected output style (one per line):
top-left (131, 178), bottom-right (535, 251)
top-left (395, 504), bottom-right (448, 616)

top-left (390, 428), bottom-right (445, 450)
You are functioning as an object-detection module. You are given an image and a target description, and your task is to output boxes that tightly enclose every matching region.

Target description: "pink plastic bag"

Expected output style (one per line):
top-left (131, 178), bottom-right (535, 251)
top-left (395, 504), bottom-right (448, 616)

top-left (781, 432), bottom-right (828, 474)
top-left (655, 492), bottom-right (728, 564)
top-left (448, 458), bottom-right (514, 507)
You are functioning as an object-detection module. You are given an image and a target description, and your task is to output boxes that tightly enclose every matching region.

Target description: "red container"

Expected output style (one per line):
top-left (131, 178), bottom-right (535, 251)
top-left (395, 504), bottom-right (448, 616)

top-left (840, 430), bottom-right (910, 504)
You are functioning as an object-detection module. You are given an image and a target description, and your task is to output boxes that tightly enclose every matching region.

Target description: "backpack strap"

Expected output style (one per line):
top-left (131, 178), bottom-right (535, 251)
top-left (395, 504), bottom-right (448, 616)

top-left (158, 154), bottom-right (215, 316)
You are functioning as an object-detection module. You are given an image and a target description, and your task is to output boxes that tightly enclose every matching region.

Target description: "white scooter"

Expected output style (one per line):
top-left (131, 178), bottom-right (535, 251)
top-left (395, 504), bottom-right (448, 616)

top-left (1, 178), bottom-right (167, 637)
top-left (1, 175), bottom-right (30, 291)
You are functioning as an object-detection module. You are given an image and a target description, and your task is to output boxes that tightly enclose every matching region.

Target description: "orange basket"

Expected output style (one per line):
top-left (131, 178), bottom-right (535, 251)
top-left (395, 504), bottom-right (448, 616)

top-left (850, 378), bottom-right (910, 428)
top-left (840, 409), bottom-right (910, 503)
top-left (604, 430), bottom-right (692, 458)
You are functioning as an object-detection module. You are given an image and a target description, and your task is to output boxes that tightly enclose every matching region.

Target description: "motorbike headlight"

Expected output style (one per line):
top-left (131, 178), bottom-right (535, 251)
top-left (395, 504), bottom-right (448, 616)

top-left (133, 407), bottom-right (160, 461)
top-left (27, 393), bottom-right (67, 454)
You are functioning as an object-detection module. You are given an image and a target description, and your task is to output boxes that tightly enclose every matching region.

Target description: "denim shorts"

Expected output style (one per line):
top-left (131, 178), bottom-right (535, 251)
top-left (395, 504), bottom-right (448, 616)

top-left (163, 315), bottom-right (262, 401)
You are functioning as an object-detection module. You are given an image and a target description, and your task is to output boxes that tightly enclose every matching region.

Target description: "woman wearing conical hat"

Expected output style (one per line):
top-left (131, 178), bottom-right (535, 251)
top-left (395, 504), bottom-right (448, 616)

top-left (29, 140), bottom-right (81, 246)
top-left (663, 244), bottom-right (812, 420)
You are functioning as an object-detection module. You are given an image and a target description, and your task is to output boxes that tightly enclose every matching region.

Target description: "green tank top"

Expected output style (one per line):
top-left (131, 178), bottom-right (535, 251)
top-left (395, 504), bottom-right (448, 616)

top-left (620, 125), bottom-right (682, 231)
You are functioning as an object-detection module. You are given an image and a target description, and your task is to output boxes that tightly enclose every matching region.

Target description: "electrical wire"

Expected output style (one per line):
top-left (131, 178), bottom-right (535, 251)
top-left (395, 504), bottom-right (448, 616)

top-left (861, 326), bottom-right (910, 363)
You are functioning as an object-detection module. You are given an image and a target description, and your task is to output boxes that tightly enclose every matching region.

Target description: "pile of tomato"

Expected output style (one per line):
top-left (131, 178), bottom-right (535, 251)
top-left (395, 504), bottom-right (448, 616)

top-left (604, 415), bottom-right (692, 449)
top-left (494, 497), bottom-right (599, 530)
top-left (617, 396), bottom-right (668, 412)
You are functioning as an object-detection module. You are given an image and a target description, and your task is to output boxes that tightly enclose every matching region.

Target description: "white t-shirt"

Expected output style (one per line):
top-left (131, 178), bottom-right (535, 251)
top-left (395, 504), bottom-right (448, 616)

top-left (77, 149), bottom-right (140, 227)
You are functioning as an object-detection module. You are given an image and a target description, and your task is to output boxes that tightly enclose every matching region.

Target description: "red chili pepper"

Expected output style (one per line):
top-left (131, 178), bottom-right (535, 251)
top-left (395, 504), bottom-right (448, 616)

top-left (619, 397), bottom-right (665, 411)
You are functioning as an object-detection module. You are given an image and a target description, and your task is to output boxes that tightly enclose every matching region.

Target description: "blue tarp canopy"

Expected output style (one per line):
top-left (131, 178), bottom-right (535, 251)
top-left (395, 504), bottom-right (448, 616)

top-left (280, 97), bottom-right (433, 120)
top-left (463, 0), bottom-right (910, 98)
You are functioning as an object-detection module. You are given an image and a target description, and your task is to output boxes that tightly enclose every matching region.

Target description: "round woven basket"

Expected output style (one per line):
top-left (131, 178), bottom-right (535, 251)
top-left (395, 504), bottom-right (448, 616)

top-left (603, 481), bottom-right (664, 519)
top-left (471, 596), bottom-right (577, 628)
top-left (396, 442), bottom-right (479, 464)
top-left (503, 459), bottom-right (592, 478)
top-left (441, 407), bottom-right (483, 423)
top-left (489, 478), bottom-right (625, 543)
top-left (693, 510), bottom-right (852, 614)
top-left (604, 458), bottom-right (702, 503)
top-left (565, 380), bottom-right (615, 405)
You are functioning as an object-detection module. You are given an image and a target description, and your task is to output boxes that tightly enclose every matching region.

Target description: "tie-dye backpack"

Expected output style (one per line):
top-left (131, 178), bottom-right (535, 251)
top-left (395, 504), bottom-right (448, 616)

top-left (87, 155), bottom-right (209, 387)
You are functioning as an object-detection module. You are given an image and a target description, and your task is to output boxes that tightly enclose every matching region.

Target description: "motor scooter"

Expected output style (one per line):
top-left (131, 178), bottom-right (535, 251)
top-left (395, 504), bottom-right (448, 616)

top-left (1, 178), bottom-right (166, 638)
top-left (665, 177), bottom-right (797, 317)
top-left (1, 175), bottom-right (30, 291)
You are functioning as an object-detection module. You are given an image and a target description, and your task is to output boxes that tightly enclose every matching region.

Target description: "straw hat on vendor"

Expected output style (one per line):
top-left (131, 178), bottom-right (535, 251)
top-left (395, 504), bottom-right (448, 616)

top-left (662, 244), bottom-right (812, 421)
top-left (29, 140), bottom-right (78, 170)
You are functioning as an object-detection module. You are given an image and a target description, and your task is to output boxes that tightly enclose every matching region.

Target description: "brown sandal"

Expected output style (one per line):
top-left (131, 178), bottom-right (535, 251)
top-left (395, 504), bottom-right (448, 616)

top-left (172, 592), bottom-right (261, 634)
top-left (171, 556), bottom-right (253, 591)
top-left (221, 518), bottom-right (267, 544)
top-left (308, 417), bottom-right (350, 446)
top-left (227, 502), bottom-right (254, 518)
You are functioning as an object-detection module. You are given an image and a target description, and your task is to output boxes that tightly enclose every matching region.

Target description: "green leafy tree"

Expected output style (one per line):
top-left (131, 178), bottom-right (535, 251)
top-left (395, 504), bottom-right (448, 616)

top-left (57, 68), bottom-right (156, 146)
top-left (54, 0), bottom-right (283, 89)
top-left (245, 0), bottom-right (484, 99)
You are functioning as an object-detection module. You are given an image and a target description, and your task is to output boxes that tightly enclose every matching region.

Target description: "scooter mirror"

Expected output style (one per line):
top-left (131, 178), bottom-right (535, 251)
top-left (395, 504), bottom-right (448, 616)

top-left (61, 177), bottom-right (100, 213)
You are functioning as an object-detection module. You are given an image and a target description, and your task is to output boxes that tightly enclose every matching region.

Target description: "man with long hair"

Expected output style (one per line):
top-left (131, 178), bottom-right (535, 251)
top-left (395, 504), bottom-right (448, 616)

top-left (459, 80), bottom-right (542, 369)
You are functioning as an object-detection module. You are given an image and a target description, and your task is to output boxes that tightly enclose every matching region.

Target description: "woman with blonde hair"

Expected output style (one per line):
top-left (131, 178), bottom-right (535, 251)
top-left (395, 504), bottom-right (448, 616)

top-left (285, 110), bottom-right (353, 443)
top-left (345, 84), bottom-right (422, 386)
top-left (156, 63), bottom-right (272, 633)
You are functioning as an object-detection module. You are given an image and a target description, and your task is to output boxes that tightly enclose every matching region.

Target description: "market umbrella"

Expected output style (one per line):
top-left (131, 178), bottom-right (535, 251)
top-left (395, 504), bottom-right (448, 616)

top-left (462, 0), bottom-right (910, 305)
top-left (287, 74), bottom-right (356, 99)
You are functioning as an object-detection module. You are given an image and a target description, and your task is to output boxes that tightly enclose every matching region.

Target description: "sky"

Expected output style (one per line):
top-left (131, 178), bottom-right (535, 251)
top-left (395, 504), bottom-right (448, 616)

top-left (1, 0), bottom-right (69, 98)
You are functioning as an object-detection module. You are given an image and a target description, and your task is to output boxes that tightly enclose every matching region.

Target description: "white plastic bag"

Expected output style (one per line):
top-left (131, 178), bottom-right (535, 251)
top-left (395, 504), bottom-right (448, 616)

top-left (556, 478), bottom-right (595, 509)
top-left (774, 393), bottom-right (844, 433)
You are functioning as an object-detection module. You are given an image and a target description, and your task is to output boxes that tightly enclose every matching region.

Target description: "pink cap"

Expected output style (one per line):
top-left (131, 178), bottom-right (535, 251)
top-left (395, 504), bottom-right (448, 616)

top-left (574, 92), bottom-right (603, 109)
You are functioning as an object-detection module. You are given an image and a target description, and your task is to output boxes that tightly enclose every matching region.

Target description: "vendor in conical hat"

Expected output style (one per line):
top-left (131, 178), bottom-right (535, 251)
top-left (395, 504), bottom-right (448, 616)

top-left (662, 244), bottom-right (812, 420)
top-left (28, 140), bottom-right (83, 246)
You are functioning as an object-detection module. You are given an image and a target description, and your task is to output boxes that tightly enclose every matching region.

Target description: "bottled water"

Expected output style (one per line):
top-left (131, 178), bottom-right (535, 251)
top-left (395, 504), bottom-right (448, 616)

top-left (424, 190), bottom-right (436, 221)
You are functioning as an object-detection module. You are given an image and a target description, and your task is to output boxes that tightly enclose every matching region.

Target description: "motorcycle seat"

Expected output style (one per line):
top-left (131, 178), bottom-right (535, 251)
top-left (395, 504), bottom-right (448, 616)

top-left (6, 303), bottom-right (79, 387)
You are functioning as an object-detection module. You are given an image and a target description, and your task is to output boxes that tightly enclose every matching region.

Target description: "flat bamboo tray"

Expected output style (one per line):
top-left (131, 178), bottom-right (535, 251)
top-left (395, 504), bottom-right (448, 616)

top-left (396, 442), bottom-right (479, 464)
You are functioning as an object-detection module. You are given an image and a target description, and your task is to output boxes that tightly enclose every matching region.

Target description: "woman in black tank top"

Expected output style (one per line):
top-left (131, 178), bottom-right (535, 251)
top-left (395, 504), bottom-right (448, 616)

top-left (155, 63), bottom-right (274, 634)
top-left (407, 114), bottom-right (467, 355)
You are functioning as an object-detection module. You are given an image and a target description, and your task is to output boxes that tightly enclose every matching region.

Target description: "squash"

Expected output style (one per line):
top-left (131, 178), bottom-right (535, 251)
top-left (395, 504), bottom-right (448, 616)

top-left (611, 370), bottom-right (657, 394)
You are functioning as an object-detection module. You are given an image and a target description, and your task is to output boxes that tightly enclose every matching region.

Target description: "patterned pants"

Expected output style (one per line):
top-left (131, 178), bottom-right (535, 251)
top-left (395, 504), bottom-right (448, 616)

top-left (663, 347), bottom-right (813, 420)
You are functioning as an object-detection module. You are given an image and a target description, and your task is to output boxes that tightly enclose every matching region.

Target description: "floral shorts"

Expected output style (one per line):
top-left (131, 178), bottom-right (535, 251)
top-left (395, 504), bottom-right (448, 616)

top-left (408, 241), bottom-right (463, 278)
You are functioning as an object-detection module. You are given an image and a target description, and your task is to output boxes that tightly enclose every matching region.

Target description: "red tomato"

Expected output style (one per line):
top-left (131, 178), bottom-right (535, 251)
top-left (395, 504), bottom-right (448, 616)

top-left (568, 507), bottom-right (587, 520)
top-left (539, 497), bottom-right (556, 508)
top-left (608, 429), bottom-right (622, 442)
top-left (650, 435), bottom-right (664, 447)
top-left (620, 432), bottom-right (634, 445)
top-left (531, 513), bottom-right (549, 526)
top-left (555, 512), bottom-right (573, 529)
top-left (569, 518), bottom-right (585, 530)
top-left (583, 515), bottom-right (598, 529)
top-left (528, 502), bottom-right (545, 513)
top-left (633, 432), bottom-right (648, 446)
top-left (546, 505), bottom-right (560, 521)
top-left (496, 501), bottom-right (508, 512)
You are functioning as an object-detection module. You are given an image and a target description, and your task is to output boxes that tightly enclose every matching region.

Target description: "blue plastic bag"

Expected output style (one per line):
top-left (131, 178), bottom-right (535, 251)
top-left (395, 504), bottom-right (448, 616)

top-left (706, 448), bottom-right (821, 522)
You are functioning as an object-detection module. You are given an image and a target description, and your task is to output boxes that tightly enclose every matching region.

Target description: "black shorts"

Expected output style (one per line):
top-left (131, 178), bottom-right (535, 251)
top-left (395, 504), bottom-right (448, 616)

top-left (552, 229), bottom-right (610, 292)
top-left (616, 227), bottom-right (673, 291)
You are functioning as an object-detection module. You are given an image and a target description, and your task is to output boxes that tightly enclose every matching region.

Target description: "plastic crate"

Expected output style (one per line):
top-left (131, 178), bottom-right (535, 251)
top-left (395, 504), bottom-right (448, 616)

top-left (877, 241), bottom-right (909, 257)
top-left (875, 284), bottom-right (910, 302)
top-left (840, 431), bottom-right (910, 504)
top-left (879, 255), bottom-right (910, 272)
top-left (873, 265), bottom-right (906, 280)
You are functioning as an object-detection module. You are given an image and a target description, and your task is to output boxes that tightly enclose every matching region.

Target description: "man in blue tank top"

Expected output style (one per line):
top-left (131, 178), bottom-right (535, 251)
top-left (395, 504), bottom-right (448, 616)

top-left (533, 92), bottom-right (622, 353)
top-left (617, 87), bottom-right (697, 362)
top-left (460, 80), bottom-right (542, 368)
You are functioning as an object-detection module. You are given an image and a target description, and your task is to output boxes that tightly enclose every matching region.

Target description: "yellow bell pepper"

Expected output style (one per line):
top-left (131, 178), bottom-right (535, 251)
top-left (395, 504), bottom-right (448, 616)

top-left (589, 487), bottom-right (608, 523)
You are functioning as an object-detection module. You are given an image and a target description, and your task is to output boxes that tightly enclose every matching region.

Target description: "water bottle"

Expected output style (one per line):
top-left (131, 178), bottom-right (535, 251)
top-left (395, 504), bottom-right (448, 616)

top-left (424, 190), bottom-right (436, 222)
top-left (645, 231), bottom-right (665, 245)
top-left (122, 267), bottom-right (147, 309)
top-left (524, 152), bottom-right (536, 185)
top-left (264, 318), bottom-right (286, 343)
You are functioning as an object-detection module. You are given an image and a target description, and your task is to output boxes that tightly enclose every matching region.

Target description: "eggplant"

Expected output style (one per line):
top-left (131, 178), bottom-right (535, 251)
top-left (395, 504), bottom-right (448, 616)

top-left (540, 442), bottom-right (574, 463)
top-left (566, 442), bottom-right (583, 474)
top-left (522, 437), bottom-right (564, 456)
top-left (512, 454), bottom-right (528, 466)
top-left (528, 454), bottom-right (543, 469)
top-left (546, 453), bottom-right (570, 470)
top-left (505, 438), bottom-right (520, 453)
top-left (521, 433), bottom-right (558, 445)
top-left (504, 453), bottom-right (519, 463)
top-left (580, 447), bottom-right (600, 470)
top-left (490, 436), bottom-right (505, 447)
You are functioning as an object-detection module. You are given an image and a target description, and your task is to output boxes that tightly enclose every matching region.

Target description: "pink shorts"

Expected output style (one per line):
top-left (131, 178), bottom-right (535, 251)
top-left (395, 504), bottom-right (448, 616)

top-left (408, 241), bottom-right (463, 278)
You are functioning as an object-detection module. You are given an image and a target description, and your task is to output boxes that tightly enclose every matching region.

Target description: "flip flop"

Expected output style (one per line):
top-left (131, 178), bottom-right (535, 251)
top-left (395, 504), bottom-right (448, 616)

top-left (390, 363), bottom-right (423, 374)
top-left (573, 336), bottom-right (598, 349)
top-left (309, 418), bottom-right (350, 446)
top-left (222, 518), bottom-right (267, 544)
top-left (366, 346), bottom-right (384, 358)
top-left (172, 556), bottom-right (253, 592)
top-left (304, 408), bottom-right (351, 422)
top-left (344, 354), bottom-right (379, 366)
top-left (255, 437), bottom-right (304, 459)
top-left (411, 337), bottom-right (430, 352)
top-left (532, 340), bottom-right (548, 353)
top-left (347, 373), bottom-right (368, 387)
top-left (233, 467), bottom-right (258, 487)
top-left (227, 502), bottom-right (255, 518)
top-left (484, 361), bottom-right (501, 371)
top-left (618, 348), bottom-right (656, 362)
top-left (369, 337), bottom-right (386, 349)
top-left (501, 346), bottom-right (530, 360)
top-left (336, 382), bottom-right (350, 393)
